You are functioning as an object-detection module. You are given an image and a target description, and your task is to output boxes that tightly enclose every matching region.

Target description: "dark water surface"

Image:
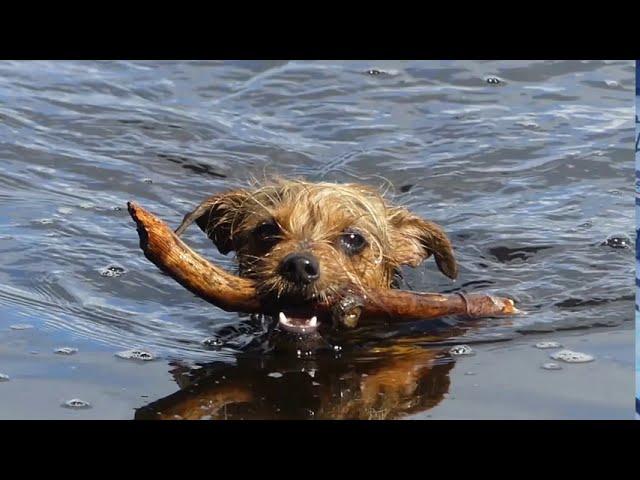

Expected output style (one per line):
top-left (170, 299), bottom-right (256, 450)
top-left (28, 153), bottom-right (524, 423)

top-left (0, 61), bottom-right (635, 419)
top-left (635, 94), bottom-right (639, 415)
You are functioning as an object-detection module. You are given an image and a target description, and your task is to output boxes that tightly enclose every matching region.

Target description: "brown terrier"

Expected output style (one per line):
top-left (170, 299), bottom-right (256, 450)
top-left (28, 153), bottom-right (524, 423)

top-left (175, 178), bottom-right (458, 335)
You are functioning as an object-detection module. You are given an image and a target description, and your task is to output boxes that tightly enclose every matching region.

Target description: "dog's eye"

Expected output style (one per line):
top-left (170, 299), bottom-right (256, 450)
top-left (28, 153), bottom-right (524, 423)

top-left (254, 221), bottom-right (281, 243)
top-left (339, 230), bottom-right (367, 255)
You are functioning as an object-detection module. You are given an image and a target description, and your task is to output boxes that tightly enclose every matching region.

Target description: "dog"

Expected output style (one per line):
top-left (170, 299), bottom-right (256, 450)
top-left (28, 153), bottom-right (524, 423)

top-left (175, 178), bottom-right (458, 339)
top-left (138, 179), bottom-right (463, 420)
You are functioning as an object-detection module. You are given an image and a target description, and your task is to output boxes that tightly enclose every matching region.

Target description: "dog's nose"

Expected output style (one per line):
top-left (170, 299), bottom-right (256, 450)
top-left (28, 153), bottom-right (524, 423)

top-left (280, 253), bottom-right (320, 284)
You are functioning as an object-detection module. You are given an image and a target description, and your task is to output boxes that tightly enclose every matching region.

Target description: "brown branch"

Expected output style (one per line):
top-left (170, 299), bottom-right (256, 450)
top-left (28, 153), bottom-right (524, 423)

top-left (128, 202), bottom-right (519, 323)
top-left (128, 201), bottom-right (261, 313)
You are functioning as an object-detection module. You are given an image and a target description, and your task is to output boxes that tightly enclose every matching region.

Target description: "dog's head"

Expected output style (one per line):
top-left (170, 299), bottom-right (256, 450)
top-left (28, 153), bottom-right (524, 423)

top-left (180, 179), bottom-right (456, 297)
top-left (177, 179), bottom-right (457, 335)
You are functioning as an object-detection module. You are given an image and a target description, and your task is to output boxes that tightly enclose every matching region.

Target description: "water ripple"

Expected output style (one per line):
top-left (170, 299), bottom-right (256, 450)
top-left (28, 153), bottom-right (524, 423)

top-left (0, 60), bottom-right (634, 361)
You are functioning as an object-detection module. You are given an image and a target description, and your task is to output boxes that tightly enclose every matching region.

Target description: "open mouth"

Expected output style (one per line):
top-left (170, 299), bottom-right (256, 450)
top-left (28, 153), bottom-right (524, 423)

top-left (278, 312), bottom-right (319, 334)
top-left (273, 292), bottom-right (365, 335)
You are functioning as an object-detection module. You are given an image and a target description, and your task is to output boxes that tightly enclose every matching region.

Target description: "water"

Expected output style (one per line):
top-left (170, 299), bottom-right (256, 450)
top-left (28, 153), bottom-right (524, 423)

top-left (0, 60), bottom-right (634, 419)
top-left (636, 89), bottom-right (640, 417)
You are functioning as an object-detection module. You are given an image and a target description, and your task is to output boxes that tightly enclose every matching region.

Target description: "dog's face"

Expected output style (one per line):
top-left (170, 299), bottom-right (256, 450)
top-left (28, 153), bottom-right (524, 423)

top-left (180, 180), bottom-right (458, 313)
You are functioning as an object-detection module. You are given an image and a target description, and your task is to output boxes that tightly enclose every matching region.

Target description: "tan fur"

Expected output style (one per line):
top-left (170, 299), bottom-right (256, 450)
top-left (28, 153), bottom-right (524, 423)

top-left (175, 178), bottom-right (458, 304)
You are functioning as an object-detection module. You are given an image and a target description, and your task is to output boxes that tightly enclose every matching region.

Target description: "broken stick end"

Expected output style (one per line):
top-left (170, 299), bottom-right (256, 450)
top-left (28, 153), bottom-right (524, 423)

top-left (127, 201), bottom-right (153, 254)
top-left (501, 298), bottom-right (521, 316)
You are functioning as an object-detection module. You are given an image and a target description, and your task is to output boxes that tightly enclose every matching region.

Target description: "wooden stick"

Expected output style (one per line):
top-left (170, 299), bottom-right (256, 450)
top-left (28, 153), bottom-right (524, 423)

top-left (128, 201), bottom-right (261, 313)
top-left (128, 202), bottom-right (519, 323)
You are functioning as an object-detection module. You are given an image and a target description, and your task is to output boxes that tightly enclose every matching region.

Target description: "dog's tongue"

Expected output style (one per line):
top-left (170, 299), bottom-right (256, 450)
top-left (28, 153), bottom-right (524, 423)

top-left (278, 312), bottom-right (319, 334)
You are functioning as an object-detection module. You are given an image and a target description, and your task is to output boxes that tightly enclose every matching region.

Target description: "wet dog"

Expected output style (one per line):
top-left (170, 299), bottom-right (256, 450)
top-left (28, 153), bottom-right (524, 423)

top-left (138, 179), bottom-right (463, 420)
top-left (175, 178), bottom-right (458, 341)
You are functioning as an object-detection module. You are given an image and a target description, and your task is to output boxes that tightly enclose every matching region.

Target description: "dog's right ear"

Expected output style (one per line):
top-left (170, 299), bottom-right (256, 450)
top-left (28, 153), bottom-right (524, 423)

top-left (175, 190), bottom-right (249, 255)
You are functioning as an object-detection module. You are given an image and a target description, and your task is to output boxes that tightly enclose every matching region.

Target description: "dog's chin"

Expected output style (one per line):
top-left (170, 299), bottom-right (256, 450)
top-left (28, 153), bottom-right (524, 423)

top-left (257, 284), bottom-right (334, 337)
top-left (267, 296), bottom-right (335, 353)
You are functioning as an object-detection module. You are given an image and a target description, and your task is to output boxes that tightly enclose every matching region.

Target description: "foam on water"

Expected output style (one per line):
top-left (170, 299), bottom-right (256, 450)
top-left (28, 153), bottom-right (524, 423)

top-left (115, 349), bottom-right (155, 361)
top-left (549, 350), bottom-right (595, 363)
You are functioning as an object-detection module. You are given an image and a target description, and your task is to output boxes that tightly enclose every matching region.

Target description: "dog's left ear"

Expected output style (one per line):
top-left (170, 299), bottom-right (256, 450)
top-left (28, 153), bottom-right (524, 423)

top-left (390, 209), bottom-right (458, 280)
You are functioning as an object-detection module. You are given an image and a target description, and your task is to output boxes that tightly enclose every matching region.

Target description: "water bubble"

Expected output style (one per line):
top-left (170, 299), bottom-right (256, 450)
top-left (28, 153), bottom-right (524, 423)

top-left (10, 323), bottom-right (34, 330)
top-left (142, 178), bottom-right (153, 184)
top-left (267, 372), bottom-right (283, 378)
top-left (115, 349), bottom-right (155, 361)
top-left (55, 347), bottom-right (78, 355)
top-left (464, 371), bottom-right (477, 376)
top-left (600, 235), bottom-right (631, 249)
top-left (202, 337), bottom-right (224, 348)
top-left (32, 165), bottom-right (56, 174)
top-left (62, 398), bottom-right (91, 409)
top-left (485, 76), bottom-right (503, 85)
top-left (333, 345), bottom-right (342, 352)
top-left (549, 350), bottom-right (594, 363)
top-left (534, 341), bottom-right (562, 349)
top-left (577, 220), bottom-right (593, 229)
top-left (604, 80), bottom-right (620, 88)
top-left (0, 373), bottom-right (9, 382)
top-left (449, 345), bottom-right (474, 356)
top-left (100, 265), bottom-right (126, 277)
top-left (541, 362), bottom-right (563, 371)
top-left (516, 121), bottom-right (539, 129)
top-left (365, 68), bottom-right (398, 76)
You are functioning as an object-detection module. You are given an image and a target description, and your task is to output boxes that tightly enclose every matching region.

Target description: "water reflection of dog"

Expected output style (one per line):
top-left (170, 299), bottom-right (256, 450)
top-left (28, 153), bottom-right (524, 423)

top-left (135, 327), bottom-right (463, 420)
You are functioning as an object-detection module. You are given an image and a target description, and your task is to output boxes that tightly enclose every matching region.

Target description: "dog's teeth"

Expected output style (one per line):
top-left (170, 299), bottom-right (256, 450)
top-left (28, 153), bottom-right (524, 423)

top-left (309, 316), bottom-right (318, 327)
top-left (279, 312), bottom-right (288, 324)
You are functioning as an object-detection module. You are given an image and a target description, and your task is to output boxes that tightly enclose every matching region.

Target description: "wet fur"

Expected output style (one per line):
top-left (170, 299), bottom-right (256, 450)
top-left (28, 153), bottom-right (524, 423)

top-left (175, 178), bottom-right (458, 305)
